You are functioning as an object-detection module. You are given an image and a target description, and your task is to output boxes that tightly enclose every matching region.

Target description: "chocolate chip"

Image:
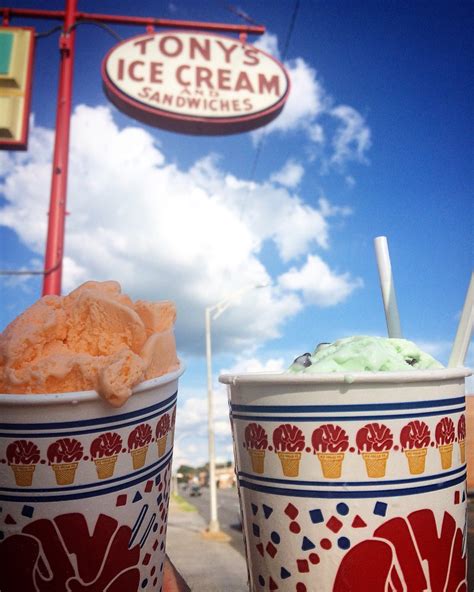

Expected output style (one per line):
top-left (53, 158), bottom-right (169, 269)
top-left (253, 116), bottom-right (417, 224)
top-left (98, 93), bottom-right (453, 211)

top-left (293, 353), bottom-right (312, 367)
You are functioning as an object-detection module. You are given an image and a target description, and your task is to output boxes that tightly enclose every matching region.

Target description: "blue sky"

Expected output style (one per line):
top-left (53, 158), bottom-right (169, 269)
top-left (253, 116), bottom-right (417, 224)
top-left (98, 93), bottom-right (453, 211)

top-left (0, 0), bottom-right (472, 467)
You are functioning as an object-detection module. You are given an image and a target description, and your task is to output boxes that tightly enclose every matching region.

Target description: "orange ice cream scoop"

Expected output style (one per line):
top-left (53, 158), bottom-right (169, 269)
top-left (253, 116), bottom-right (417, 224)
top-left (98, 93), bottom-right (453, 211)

top-left (0, 281), bottom-right (179, 407)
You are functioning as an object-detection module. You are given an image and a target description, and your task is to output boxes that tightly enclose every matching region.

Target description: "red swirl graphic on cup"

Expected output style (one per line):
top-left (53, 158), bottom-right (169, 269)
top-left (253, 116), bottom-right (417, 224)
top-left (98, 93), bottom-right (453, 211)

top-left (356, 423), bottom-right (393, 452)
top-left (312, 424), bottom-right (349, 453)
top-left (245, 423), bottom-right (268, 450)
top-left (90, 432), bottom-right (122, 459)
top-left (171, 406), bottom-right (176, 428)
top-left (128, 423), bottom-right (152, 451)
top-left (457, 414), bottom-right (466, 441)
top-left (400, 420), bottom-right (431, 450)
top-left (6, 440), bottom-right (40, 465)
top-left (0, 513), bottom-right (140, 592)
top-left (47, 438), bottom-right (84, 463)
top-left (333, 509), bottom-right (466, 591)
top-left (435, 417), bottom-right (455, 446)
top-left (273, 424), bottom-right (305, 453)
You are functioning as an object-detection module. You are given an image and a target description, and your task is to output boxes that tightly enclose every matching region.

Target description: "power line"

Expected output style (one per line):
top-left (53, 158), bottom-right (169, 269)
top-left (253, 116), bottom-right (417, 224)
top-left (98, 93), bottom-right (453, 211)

top-left (67, 19), bottom-right (123, 42)
top-left (248, 0), bottom-right (300, 183)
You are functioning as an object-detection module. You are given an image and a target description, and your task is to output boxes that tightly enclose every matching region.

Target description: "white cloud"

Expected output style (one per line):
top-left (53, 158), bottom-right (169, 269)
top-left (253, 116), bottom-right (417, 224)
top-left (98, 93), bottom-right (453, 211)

top-left (253, 32), bottom-right (281, 60)
top-left (278, 253), bottom-right (363, 307)
top-left (308, 123), bottom-right (325, 144)
top-left (252, 57), bottom-right (328, 141)
top-left (270, 159), bottom-right (304, 188)
top-left (249, 35), bottom-right (371, 170)
top-left (0, 105), bottom-right (359, 354)
top-left (330, 105), bottom-right (372, 166)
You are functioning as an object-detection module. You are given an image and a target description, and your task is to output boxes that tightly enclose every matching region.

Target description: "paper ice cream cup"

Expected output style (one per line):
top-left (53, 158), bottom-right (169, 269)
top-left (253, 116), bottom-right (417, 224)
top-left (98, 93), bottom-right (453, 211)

top-left (0, 363), bottom-right (184, 592)
top-left (220, 367), bottom-right (471, 592)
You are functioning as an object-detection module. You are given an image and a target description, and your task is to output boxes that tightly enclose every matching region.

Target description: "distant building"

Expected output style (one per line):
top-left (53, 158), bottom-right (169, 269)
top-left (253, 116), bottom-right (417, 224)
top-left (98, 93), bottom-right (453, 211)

top-left (215, 463), bottom-right (236, 489)
top-left (197, 461), bottom-right (236, 488)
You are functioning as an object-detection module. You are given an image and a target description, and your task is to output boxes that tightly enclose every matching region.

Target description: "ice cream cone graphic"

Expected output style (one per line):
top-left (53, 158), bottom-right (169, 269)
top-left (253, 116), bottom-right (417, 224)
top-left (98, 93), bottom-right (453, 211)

top-left (435, 417), bottom-right (455, 471)
top-left (47, 438), bottom-right (83, 486)
top-left (7, 440), bottom-right (41, 487)
top-left (11, 464), bottom-right (36, 486)
top-left (156, 414), bottom-right (171, 458)
top-left (362, 451), bottom-right (389, 478)
top-left (277, 451), bottom-right (302, 477)
top-left (90, 432), bottom-right (122, 479)
top-left (94, 455), bottom-right (118, 479)
top-left (438, 443), bottom-right (453, 470)
top-left (131, 445), bottom-right (149, 469)
top-left (128, 423), bottom-right (152, 470)
top-left (244, 423), bottom-right (268, 474)
top-left (312, 425), bottom-right (349, 479)
top-left (458, 414), bottom-right (466, 463)
top-left (248, 449), bottom-right (266, 473)
top-left (317, 452), bottom-right (345, 478)
top-left (404, 448), bottom-right (427, 475)
top-left (273, 424), bottom-right (305, 478)
top-left (400, 421), bottom-right (431, 475)
top-left (52, 462), bottom-right (79, 485)
top-left (157, 435), bottom-right (167, 458)
top-left (356, 423), bottom-right (393, 478)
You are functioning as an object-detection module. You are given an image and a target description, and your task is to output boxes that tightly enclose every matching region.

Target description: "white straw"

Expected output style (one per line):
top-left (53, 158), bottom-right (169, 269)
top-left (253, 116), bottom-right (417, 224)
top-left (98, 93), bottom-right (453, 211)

top-left (374, 236), bottom-right (403, 338)
top-left (448, 271), bottom-right (474, 367)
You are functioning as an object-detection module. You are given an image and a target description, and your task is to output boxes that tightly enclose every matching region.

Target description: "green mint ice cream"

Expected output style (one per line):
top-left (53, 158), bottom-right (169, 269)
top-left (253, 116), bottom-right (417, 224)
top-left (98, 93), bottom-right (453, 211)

top-left (289, 335), bottom-right (444, 373)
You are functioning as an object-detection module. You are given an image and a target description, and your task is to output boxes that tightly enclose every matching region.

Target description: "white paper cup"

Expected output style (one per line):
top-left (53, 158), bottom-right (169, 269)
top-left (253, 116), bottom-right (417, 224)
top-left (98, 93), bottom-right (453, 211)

top-left (0, 363), bottom-right (184, 592)
top-left (220, 367), bottom-right (471, 592)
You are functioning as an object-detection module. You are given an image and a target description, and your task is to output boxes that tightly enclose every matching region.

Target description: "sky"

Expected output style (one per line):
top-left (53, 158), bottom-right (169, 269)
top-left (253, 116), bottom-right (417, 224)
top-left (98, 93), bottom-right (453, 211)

top-left (0, 0), bottom-right (473, 469)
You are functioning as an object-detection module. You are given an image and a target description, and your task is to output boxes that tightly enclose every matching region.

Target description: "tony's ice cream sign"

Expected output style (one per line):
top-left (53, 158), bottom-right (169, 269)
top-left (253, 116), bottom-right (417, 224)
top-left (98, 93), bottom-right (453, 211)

top-left (102, 31), bottom-right (290, 135)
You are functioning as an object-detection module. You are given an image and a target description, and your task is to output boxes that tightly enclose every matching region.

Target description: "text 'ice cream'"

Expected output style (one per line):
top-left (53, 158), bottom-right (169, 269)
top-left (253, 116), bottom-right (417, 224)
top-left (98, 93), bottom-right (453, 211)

top-left (0, 281), bottom-right (179, 406)
top-left (289, 335), bottom-right (443, 373)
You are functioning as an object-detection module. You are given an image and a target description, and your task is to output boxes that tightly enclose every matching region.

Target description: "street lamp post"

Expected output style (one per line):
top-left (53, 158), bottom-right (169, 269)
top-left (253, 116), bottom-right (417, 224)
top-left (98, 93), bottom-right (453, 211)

top-left (205, 284), bottom-right (268, 535)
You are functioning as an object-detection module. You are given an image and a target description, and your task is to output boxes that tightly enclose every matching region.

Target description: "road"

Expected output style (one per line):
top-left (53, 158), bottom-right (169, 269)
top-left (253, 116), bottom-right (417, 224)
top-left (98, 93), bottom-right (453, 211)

top-left (180, 485), bottom-right (245, 556)
top-left (182, 486), bottom-right (474, 587)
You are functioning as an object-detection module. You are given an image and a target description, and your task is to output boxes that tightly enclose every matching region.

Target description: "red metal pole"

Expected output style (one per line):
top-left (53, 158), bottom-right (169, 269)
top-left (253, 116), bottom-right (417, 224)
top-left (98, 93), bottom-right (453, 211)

top-left (42, 0), bottom-right (77, 295)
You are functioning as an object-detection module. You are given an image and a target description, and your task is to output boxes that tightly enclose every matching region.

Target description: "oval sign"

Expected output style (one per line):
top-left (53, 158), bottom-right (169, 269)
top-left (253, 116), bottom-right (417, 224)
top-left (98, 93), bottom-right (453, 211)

top-left (101, 31), bottom-right (290, 135)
